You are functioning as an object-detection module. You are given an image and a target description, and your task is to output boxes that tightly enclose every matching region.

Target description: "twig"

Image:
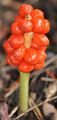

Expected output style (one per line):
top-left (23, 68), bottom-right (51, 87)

top-left (9, 106), bottom-right (18, 118)
top-left (41, 77), bottom-right (57, 82)
top-left (29, 97), bottom-right (43, 120)
top-left (13, 96), bottom-right (57, 120)
top-left (45, 55), bottom-right (57, 67)
top-left (5, 81), bottom-right (19, 98)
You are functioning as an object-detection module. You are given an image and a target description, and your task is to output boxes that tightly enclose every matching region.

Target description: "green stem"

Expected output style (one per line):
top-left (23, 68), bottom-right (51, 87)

top-left (19, 72), bottom-right (30, 112)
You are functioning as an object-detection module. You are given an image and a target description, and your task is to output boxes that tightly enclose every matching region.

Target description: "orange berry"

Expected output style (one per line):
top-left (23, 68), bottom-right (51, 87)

top-left (42, 19), bottom-right (50, 34)
top-left (32, 18), bottom-right (44, 33)
top-left (8, 34), bottom-right (24, 49)
top-left (14, 45), bottom-right (25, 61)
top-left (19, 4), bottom-right (33, 17)
top-left (30, 9), bottom-right (44, 19)
top-left (11, 21), bottom-right (22, 34)
top-left (18, 61), bottom-right (34, 72)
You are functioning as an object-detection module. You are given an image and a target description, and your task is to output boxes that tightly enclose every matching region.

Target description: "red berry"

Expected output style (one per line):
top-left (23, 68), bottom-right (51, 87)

top-left (40, 46), bottom-right (47, 51)
top-left (19, 4), bottom-right (33, 17)
top-left (31, 43), bottom-right (47, 51)
top-left (34, 62), bottom-right (44, 70)
top-left (3, 41), bottom-right (13, 54)
top-left (15, 15), bottom-right (22, 22)
top-left (24, 48), bottom-right (40, 65)
top-left (38, 50), bottom-right (47, 63)
top-left (19, 19), bottom-right (33, 32)
top-left (18, 61), bottom-right (34, 72)
top-left (32, 34), bottom-right (49, 47)
top-left (30, 9), bottom-right (44, 19)
top-left (14, 45), bottom-right (25, 61)
top-left (42, 19), bottom-right (50, 34)
top-left (6, 55), bottom-right (20, 66)
top-left (11, 21), bottom-right (22, 34)
top-left (32, 18), bottom-right (44, 33)
top-left (8, 34), bottom-right (24, 49)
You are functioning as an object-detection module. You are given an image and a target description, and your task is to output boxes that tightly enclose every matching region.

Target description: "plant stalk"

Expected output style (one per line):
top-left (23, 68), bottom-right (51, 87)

top-left (19, 72), bottom-right (30, 112)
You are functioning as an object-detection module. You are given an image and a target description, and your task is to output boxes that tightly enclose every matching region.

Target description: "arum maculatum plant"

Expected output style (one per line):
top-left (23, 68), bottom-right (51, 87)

top-left (3, 4), bottom-right (50, 113)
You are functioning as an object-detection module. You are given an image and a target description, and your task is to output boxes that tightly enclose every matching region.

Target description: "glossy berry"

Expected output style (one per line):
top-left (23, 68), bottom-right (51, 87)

top-left (18, 61), bottom-right (34, 72)
top-left (15, 15), bottom-right (22, 22)
top-left (40, 46), bottom-right (47, 51)
top-left (37, 50), bottom-right (47, 63)
top-left (24, 48), bottom-right (41, 65)
top-left (8, 34), bottom-right (24, 49)
top-left (19, 4), bottom-right (33, 17)
top-left (32, 18), bottom-right (44, 33)
top-left (3, 41), bottom-right (13, 54)
top-left (32, 33), bottom-right (49, 47)
top-left (31, 43), bottom-right (47, 51)
top-left (34, 61), bottom-right (44, 70)
top-left (42, 19), bottom-right (50, 34)
top-left (19, 19), bottom-right (33, 33)
top-left (14, 45), bottom-right (25, 61)
top-left (30, 9), bottom-right (44, 19)
top-left (6, 54), bottom-right (20, 66)
top-left (11, 21), bottom-right (22, 34)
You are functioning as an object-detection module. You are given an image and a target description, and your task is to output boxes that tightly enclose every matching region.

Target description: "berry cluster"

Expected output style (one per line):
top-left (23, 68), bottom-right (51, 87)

top-left (3, 4), bottom-right (50, 72)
